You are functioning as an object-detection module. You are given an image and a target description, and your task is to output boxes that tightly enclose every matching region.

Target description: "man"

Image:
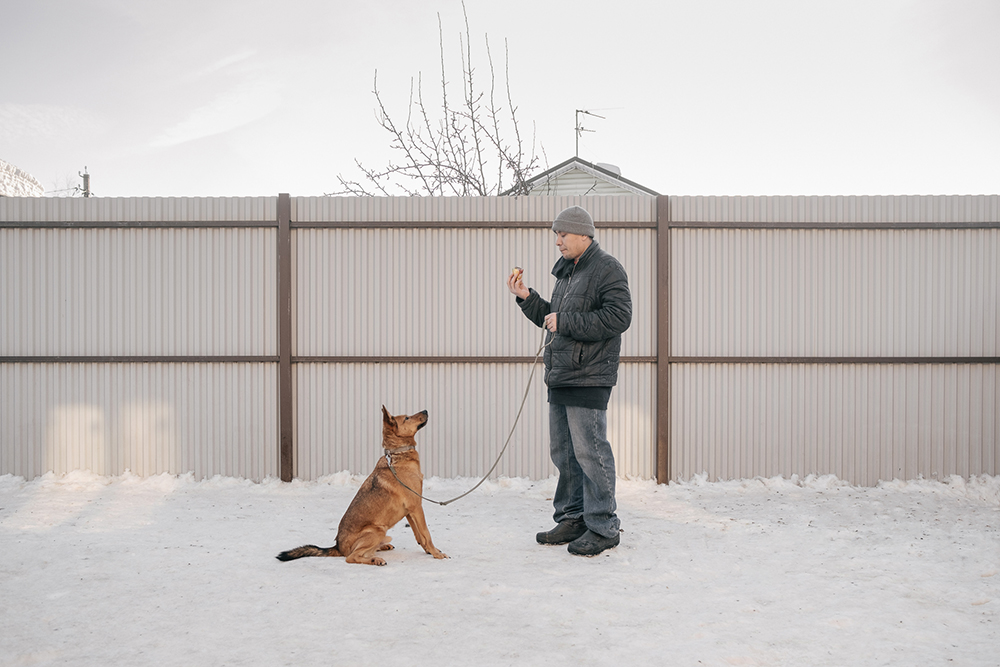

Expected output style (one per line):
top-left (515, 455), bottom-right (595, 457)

top-left (506, 205), bottom-right (632, 556)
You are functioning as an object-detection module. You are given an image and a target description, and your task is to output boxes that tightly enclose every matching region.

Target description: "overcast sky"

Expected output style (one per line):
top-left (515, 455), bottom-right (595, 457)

top-left (2, 0), bottom-right (998, 198)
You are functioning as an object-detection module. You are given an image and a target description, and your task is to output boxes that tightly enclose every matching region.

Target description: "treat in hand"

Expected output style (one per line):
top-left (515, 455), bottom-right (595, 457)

top-left (511, 266), bottom-right (523, 282)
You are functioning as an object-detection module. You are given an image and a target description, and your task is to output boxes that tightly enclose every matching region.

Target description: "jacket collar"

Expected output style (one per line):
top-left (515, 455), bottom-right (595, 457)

top-left (552, 240), bottom-right (600, 279)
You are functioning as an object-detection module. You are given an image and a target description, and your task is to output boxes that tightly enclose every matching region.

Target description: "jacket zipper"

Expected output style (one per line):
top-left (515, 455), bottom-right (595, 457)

top-left (562, 263), bottom-right (577, 306)
top-left (567, 263), bottom-right (581, 363)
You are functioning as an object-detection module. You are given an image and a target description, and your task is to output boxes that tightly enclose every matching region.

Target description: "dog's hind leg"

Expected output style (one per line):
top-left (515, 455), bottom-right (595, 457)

top-left (378, 536), bottom-right (394, 551)
top-left (344, 527), bottom-right (391, 565)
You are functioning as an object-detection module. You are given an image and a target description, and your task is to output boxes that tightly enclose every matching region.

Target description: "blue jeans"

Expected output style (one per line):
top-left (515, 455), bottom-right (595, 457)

top-left (548, 403), bottom-right (620, 538)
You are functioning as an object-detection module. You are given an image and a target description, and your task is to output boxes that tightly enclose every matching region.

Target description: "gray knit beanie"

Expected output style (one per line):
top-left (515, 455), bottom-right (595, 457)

top-left (552, 205), bottom-right (595, 237)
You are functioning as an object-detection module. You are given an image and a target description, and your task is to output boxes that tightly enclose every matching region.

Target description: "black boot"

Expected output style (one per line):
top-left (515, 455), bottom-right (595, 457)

top-left (536, 518), bottom-right (587, 545)
top-left (567, 529), bottom-right (620, 556)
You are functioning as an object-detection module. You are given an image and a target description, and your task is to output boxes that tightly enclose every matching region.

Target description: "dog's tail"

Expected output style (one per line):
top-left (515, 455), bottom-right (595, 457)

top-left (276, 544), bottom-right (342, 561)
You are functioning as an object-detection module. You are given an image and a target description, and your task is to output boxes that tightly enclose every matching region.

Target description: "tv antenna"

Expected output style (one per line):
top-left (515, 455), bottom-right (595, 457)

top-left (77, 167), bottom-right (92, 197)
top-left (575, 109), bottom-right (605, 157)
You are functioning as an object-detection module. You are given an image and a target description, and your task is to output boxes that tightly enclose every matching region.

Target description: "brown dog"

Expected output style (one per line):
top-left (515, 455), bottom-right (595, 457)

top-left (276, 406), bottom-right (448, 566)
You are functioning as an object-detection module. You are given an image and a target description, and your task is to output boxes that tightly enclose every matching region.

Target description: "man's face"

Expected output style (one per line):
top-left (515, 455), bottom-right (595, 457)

top-left (555, 231), bottom-right (592, 262)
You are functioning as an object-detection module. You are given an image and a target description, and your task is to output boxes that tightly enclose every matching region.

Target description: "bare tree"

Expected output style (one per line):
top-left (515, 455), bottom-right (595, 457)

top-left (328, 4), bottom-right (543, 197)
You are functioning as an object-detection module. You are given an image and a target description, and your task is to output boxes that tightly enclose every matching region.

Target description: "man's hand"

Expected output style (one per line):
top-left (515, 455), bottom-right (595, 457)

top-left (507, 267), bottom-right (530, 299)
top-left (544, 313), bottom-right (558, 333)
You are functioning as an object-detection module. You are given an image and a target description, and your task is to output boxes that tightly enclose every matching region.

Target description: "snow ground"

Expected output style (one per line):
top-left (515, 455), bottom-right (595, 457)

top-left (1, 470), bottom-right (998, 667)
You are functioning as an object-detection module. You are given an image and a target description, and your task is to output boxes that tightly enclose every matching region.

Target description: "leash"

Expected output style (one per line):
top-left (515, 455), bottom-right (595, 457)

top-left (387, 327), bottom-right (553, 506)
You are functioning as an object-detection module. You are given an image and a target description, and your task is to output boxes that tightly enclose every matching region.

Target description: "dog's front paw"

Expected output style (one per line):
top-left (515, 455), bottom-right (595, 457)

top-left (433, 551), bottom-right (449, 559)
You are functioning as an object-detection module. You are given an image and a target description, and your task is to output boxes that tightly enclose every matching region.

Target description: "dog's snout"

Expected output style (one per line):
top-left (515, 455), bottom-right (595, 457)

top-left (420, 410), bottom-right (428, 416)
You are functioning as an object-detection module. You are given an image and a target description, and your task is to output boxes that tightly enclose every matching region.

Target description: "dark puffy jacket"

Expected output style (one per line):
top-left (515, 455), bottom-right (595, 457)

top-left (517, 241), bottom-right (632, 387)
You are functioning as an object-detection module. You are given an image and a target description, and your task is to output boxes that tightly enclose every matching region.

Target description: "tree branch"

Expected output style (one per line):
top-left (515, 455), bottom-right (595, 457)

top-left (329, 3), bottom-right (544, 197)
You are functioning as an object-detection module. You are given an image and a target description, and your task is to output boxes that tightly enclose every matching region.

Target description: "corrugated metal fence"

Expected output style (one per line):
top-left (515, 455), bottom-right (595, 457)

top-left (1, 197), bottom-right (279, 480)
top-left (666, 196), bottom-right (999, 485)
top-left (1, 194), bottom-right (997, 485)
top-left (289, 196), bottom-right (657, 482)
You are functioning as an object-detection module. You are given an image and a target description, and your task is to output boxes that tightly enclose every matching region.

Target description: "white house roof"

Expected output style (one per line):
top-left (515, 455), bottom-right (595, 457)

top-left (515, 157), bottom-right (659, 197)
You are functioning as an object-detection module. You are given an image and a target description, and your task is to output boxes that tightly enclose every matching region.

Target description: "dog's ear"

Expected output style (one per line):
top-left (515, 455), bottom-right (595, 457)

top-left (381, 405), bottom-right (392, 424)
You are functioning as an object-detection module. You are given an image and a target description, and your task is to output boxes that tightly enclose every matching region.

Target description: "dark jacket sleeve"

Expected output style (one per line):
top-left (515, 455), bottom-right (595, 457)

top-left (517, 288), bottom-right (551, 328)
top-left (557, 262), bottom-right (632, 342)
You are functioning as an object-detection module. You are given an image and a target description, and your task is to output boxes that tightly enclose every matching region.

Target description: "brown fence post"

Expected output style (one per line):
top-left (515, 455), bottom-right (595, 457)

top-left (277, 193), bottom-right (294, 481)
top-left (656, 195), bottom-right (671, 484)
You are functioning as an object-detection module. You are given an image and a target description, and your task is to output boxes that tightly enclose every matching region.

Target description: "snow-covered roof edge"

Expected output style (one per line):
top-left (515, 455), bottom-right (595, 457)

top-left (0, 158), bottom-right (44, 197)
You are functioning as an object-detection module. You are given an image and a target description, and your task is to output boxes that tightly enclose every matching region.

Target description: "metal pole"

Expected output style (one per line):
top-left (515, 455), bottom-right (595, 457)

top-left (656, 195), bottom-right (672, 484)
top-left (277, 193), bottom-right (294, 481)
